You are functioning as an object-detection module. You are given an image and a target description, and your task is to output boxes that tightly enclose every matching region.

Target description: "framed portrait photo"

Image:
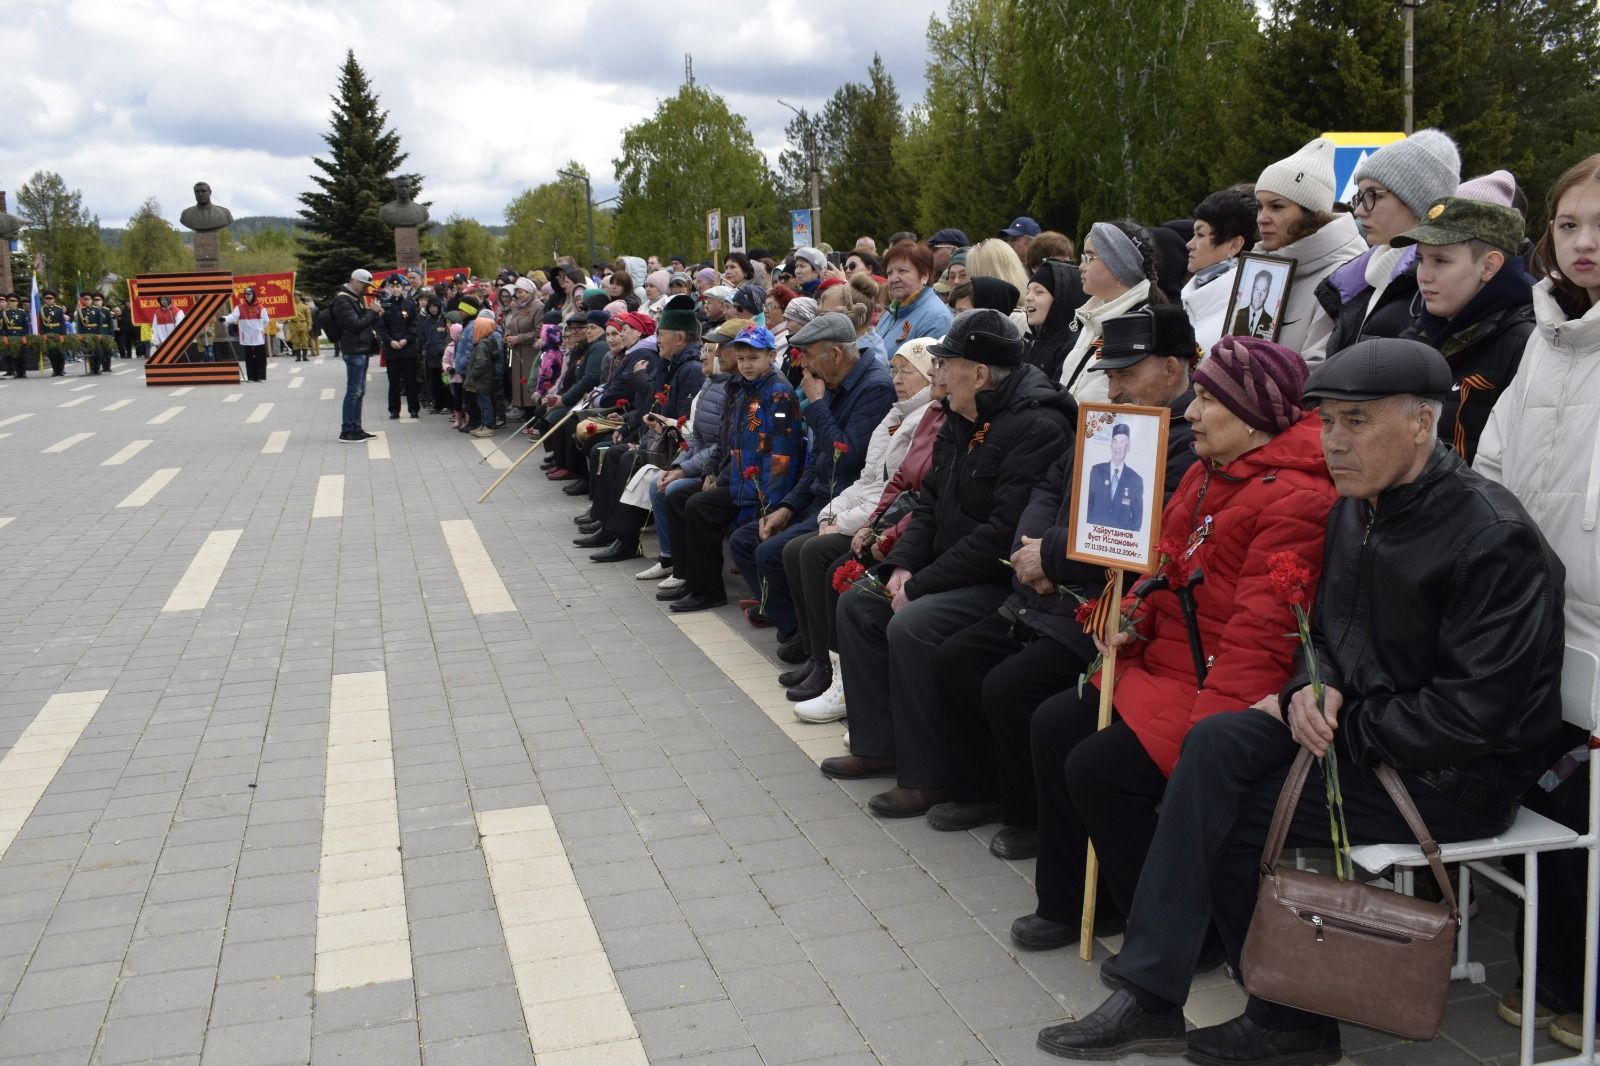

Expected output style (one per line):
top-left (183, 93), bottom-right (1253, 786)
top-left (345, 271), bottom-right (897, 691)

top-left (1067, 403), bottom-right (1170, 573)
top-left (1221, 251), bottom-right (1296, 343)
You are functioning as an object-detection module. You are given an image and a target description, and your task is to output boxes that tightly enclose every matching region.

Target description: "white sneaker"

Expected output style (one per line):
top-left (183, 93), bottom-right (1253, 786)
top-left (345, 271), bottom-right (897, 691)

top-left (794, 674), bottom-right (847, 723)
top-left (657, 575), bottom-right (686, 591)
top-left (636, 561), bottom-right (671, 581)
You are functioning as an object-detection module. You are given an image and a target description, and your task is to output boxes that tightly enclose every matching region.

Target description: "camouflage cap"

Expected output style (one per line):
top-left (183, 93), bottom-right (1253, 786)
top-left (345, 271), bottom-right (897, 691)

top-left (1391, 196), bottom-right (1525, 256)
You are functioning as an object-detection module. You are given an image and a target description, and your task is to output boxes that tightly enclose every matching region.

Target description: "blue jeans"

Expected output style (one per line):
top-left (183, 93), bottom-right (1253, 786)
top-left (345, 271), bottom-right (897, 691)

top-left (653, 477), bottom-right (698, 561)
top-left (341, 354), bottom-right (368, 433)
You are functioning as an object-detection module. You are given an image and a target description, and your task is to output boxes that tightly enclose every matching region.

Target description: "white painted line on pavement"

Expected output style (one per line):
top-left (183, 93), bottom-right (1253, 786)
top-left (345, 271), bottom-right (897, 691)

top-left (116, 467), bottom-right (179, 509)
top-left (262, 431), bottom-right (290, 455)
top-left (0, 517), bottom-right (13, 530)
top-left (0, 434), bottom-right (9, 442)
top-left (70, 383), bottom-right (96, 392)
top-left (147, 406), bottom-right (184, 425)
top-left (320, 388), bottom-right (335, 400)
top-left (223, 393), bottom-right (242, 403)
top-left (0, 690), bottom-right (110, 861)
top-left (367, 432), bottom-right (390, 460)
top-left (315, 671), bottom-right (411, 992)
top-left (289, 365), bottom-right (303, 374)
top-left (102, 440), bottom-right (152, 466)
top-left (312, 475), bottom-right (344, 519)
top-left (42, 432), bottom-right (94, 454)
top-left (245, 402), bottom-right (273, 423)
top-left (478, 806), bottom-right (645, 1062)
top-left (441, 519), bottom-right (515, 614)
top-left (0, 414), bottom-right (31, 428)
top-left (162, 529), bottom-right (242, 612)
top-left (288, 376), bottom-right (304, 389)
top-left (101, 399), bottom-right (133, 412)
top-left (50, 378), bottom-right (71, 386)
top-left (472, 438), bottom-right (512, 470)
top-left (170, 387), bottom-right (193, 397)
top-left (56, 396), bottom-right (90, 408)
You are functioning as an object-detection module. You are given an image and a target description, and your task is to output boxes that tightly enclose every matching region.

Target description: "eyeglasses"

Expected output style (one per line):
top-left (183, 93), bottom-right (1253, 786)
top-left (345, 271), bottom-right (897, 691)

top-left (1348, 187), bottom-right (1390, 213)
top-left (1079, 252), bottom-right (1100, 265)
top-left (889, 366), bottom-right (918, 378)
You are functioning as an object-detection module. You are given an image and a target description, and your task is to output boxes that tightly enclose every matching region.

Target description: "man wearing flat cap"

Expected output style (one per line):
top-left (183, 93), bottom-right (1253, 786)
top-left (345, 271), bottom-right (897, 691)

top-left (821, 308), bottom-right (1077, 819)
top-left (1038, 337), bottom-right (1566, 1065)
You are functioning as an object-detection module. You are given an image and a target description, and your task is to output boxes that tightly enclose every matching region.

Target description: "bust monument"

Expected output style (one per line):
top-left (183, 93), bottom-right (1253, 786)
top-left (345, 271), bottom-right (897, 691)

top-left (179, 182), bottom-right (233, 233)
top-left (379, 179), bottom-right (429, 229)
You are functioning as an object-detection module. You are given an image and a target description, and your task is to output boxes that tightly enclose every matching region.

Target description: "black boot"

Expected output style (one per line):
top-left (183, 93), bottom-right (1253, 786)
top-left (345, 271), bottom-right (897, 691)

top-left (786, 663), bottom-right (833, 702)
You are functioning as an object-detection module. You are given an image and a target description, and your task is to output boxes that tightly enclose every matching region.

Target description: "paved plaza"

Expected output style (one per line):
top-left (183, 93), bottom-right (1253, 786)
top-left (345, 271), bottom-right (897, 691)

top-left (0, 353), bottom-right (1553, 1064)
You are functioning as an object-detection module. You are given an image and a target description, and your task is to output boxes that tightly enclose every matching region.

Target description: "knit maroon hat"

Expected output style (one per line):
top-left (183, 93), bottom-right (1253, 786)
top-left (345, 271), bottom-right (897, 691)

top-left (1192, 337), bottom-right (1308, 434)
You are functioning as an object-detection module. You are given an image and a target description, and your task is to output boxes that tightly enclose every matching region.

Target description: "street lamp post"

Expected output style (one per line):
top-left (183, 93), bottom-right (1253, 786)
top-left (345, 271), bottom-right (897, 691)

top-left (778, 99), bottom-right (821, 248)
top-left (1402, 0), bottom-right (1417, 134)
top-left (557, 169), bottom-right (597, 274)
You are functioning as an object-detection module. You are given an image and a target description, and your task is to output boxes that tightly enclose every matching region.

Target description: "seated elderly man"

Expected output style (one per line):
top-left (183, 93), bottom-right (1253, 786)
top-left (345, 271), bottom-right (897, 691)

top-left (1036, 338), bottom-right (1566, 1065)
top-left (820, 308), bottom-right (1076, 818)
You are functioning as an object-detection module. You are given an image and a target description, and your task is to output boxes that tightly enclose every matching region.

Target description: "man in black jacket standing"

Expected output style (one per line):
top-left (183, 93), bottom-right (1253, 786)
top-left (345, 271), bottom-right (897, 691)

top-left (821, 308), bottom-right (1077, 819)
top-left (332, 268), bottom-right (381, 442)
top-left (376, 275), bottom-right (423, 420)
top-left (1037, 339), bottom-right (1566, 1065)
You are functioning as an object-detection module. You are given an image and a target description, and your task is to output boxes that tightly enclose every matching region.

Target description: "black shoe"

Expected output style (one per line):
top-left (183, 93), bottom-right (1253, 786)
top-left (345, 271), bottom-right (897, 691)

top-left (576, 519), bottom-right (604, 535)
top-left (573, 531), bottom-right (616, 549)
top-left (338, 431), bottom-right (362, 442)
top-left (389, 413), bottom-right (400, 420)
top-left (776, 634), bottom-right (807, 664)
top-left (1183, 1015), bottom-right (1341, 1066)
top-left (1011, 913), bottom-right (1081, 952)
top-left (669, 593), bottom-right (727, 613)
top-left (926, 801), bottom-right (1003, 832)
top-left (573, 511), bottom-right (596, 525)
top-left (989, 826), bottom-right (1040, 860)
top-left (1035, 989), bottom-right (1186, 1060)
top-left (358, 430), bottom-right (377, 440)
top-left (562, 480), bottom-right (589, 496)
top-left (656, 584), bottom-right (692, 602)
top-left (590, 541), bottom-right (641, 563)
top-left (786, 665), bottom-right (833, 702)
top-left (777, 661), bottom-right (816, 689)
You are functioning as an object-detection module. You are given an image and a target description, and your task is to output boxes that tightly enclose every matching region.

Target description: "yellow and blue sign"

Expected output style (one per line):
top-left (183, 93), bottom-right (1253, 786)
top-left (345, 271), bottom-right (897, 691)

top-left (1322, 131), bottom-right (1408, 203)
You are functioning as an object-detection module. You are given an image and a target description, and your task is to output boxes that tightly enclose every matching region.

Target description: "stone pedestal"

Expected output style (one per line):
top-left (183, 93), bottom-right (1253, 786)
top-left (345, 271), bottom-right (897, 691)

top-left (0, 245), bottom-right (11, 299)
top-left (394, 227), bottom-right (421, 270)
top-left (192, 231), bottom-right (221, 272)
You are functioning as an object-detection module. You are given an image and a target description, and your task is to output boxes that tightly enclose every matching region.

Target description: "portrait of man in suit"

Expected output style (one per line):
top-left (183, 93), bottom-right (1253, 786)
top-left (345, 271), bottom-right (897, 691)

top-left (1085, 421), bottom-right (1144, 531)
top-left (1229, 269), bottom-right (1275, 339)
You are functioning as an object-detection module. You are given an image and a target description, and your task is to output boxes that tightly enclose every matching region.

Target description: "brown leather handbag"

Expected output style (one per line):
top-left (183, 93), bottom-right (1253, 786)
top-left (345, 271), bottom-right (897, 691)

top-left (1240, 748), bottom-right (1460, 1040)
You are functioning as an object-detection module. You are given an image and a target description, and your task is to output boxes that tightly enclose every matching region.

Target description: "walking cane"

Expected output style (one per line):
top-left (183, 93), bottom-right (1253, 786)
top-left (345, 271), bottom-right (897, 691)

top-left (478, 405), bottom-right (582, 503)
top-left (1079, 568), bottom-right (1125, 961)
top-left (476, 409), bottom-right (544, 464)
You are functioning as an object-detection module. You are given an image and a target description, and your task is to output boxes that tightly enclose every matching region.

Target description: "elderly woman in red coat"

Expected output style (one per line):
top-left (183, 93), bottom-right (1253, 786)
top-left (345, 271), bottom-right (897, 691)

top-left (1009, 337), bottom-right (1341, 953)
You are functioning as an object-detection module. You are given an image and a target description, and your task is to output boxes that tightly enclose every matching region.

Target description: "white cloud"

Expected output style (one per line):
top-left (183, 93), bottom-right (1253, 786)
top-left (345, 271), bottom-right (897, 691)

top-left (3, 0), bottom-right (943, 227)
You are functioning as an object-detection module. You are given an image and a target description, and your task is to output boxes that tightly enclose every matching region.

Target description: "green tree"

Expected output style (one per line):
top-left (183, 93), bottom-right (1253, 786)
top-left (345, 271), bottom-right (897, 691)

top-left (1014, 0), bottom-right (1258, 235)
top-left (298, 50), bottom-right (422, 298)
top-left (824, 56), bottom-right (920, 247)
top-left (502, 165), bottom-right (611, 269)
top-left (899, 0), bottom-right (1031, 240)
top-left (438, 216), bottom-right (499, 278)
top-left (16, 170), bottom-right (106, 293)
top-left (222, 226), bottom-right (300, 276)
top-left (115, 198), bottom-right (193, 275)
top-left (613, 83), bottom-right (778, 262)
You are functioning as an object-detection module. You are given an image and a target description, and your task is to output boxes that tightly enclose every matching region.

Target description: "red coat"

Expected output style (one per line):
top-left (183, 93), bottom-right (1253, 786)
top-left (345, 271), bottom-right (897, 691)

top-left (1102, 414), bottom-right (1338, 775)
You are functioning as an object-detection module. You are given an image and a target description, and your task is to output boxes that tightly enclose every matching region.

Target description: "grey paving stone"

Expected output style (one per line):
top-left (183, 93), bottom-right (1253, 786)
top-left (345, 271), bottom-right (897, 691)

top-left (208, 974), bottom-right (314, 1027)
top-left (635, 999), bottom-right (752, 1061)
top-left (418, 1028), bottom-right (535, 1066)
top-left (615, 957), bottom-right (727, 1013)
top-left (0, 1002), bottom-right (108, 1059)
top-left (199, 1017), bottom-right (312, 1065)
top-left (92, 1007), bottom-right (209, 1064)
top-left (410, 947), bottom-right (514, 999)
top-left (309, 1022), bottom-right (420, 1066)
top-left (414, 983), bottom-right (524, 1043)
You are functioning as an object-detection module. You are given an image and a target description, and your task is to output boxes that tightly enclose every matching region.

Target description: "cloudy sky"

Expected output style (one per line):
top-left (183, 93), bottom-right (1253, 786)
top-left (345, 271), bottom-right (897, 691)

top-left (4, 0), bottom-right (947, 229)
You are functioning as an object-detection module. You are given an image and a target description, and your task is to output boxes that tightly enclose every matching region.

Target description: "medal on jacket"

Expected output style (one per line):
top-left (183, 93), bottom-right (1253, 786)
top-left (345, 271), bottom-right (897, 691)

top-left (1185, 515), bottom-right (1214, 558)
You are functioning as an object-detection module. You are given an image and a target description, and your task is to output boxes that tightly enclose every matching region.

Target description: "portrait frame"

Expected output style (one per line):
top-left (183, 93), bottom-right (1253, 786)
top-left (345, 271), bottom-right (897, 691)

top-left (1067, 402), bottom-right (1170, 573)
top-left (706, 208), bottom-right (722, 253)
top-left (728, 215), bottom-right (747, 254)
top-left (1220, 251), bottom-right (1296, 343)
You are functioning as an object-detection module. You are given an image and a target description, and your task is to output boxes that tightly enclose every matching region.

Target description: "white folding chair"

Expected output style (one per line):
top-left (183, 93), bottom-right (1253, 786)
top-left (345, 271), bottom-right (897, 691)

top-left (1349, 645), bottom-right (1599, 1065)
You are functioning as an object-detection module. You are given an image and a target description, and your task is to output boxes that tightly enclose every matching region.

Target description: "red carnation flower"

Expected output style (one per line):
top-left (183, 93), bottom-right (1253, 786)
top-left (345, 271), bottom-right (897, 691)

top-left (742, 464), bottom-right (760, 481)
top-left (1266, 550), bottom-right (1312, 606)
top-left (1073, 597), bottom-right (1098, 626)
top-left (832, 559), bottom-right (867, 594)
top-left (833, 440), bottom-right (849, 455)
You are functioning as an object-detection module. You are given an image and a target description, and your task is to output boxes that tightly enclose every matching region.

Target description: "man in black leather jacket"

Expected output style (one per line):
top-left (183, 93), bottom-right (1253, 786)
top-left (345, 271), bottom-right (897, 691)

top-left (1036, 338), bottom-right (1565, 1066)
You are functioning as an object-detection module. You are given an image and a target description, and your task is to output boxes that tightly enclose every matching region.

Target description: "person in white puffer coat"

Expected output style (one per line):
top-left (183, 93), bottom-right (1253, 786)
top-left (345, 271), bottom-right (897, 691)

top-left (1181, 186), bottom-right (1258, 351)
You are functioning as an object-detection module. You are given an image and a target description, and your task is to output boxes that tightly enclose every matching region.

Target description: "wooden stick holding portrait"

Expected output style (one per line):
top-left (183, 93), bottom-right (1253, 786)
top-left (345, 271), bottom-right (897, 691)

top-left (1065, 402), bottom-right (1170, 960)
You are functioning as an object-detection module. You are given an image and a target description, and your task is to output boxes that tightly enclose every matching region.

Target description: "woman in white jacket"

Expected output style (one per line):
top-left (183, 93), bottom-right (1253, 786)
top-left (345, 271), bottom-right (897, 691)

top-left (1181, 186), bottom-right (1258, 351)
top-left (777, 340), bottom-right (937, 704)
top-left (1248, 137), bottom-right (1368, 364)
top-left (1059, 220), bottom-right (1163, 402)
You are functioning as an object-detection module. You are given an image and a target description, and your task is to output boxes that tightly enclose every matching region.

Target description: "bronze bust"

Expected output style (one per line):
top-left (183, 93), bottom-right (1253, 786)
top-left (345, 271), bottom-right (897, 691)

top-left (179, 182), bottom-right (233, 232)
top-left (379, 179), bottom-right (429, 229)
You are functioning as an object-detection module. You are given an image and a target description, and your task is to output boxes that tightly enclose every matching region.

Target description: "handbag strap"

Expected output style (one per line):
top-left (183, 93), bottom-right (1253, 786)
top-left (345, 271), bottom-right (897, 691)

top-left (1258, 749), bottom-right (1459, 919)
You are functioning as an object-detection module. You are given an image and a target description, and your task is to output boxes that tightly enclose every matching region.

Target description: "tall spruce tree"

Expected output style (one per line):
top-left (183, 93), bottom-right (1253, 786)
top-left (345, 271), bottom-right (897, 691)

top-left (298, 51), bottom-right (421, 297)
top-left (824, 56), bottom-right (919, 246)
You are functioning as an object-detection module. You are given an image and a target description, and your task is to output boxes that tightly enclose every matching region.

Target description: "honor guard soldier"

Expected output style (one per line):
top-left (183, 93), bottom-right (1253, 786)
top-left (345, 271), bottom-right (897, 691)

top-left (39, 290), bottom-right (69, 376)
top-left (88, 295), bottom-right (115, 373)
top-left (0, 294), bottom-right (27, 378)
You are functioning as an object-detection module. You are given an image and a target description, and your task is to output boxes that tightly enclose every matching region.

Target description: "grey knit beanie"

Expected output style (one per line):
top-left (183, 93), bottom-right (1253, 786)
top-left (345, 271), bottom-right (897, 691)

top-left (1352, 129), bottom-right (1461, 219)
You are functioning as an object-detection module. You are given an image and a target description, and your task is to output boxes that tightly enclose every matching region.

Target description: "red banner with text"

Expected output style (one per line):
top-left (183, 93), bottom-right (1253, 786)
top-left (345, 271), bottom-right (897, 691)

top-left (127, 280), bottom-right (196, 326)
top-left (230, 272), bottom-right (297, 320)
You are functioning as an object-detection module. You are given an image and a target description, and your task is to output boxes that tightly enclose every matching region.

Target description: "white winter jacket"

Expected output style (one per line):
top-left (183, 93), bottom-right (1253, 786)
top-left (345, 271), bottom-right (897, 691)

top-left (1252, 213), bottom-right (1366, 365)
top-left (1477, 278), bottom-right (1600, 651)
top-left (1059, 278), bottom-right (1152, 403)
top-left (817, 386), bottom-right (934, 535)
top-left (1182, 260), bottom-right (1236, 352)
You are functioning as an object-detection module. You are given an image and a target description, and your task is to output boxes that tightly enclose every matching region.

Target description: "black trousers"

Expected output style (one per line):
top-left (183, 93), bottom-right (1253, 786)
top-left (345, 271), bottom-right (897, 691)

top-left (782, 531), bottom-right (854, 665)
top-left (387, 355), bottom-right (420, 415)
top-left (424, 363), bottom-right (448, 409)
top-left (935, 613), bottom-right (1092, 821)
top-left (6, 346), bottom-right (27, 377)
top-left (551, 420), bottom-right (585, 473)
top-left (241, 343), bottom-right (267, 381)
top-left (1106, 710), bottom-right (1510, 1030)
top-left (668, 484), bottom-right (738, 598)
top-left (1517, 762), bottom-right (1598, 1014)
top-left (592, 445), bottom-right (648, 534)
top-left (47, 345), bottom-right (65, 376)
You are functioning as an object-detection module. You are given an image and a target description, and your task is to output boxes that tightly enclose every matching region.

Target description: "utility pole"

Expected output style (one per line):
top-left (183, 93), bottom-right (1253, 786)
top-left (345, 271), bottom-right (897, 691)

top-left (557, 169), bottom-right (596, 275)
top-left (685, 53), bottom-right (694, 87)
top-left (1402, 0), bottom-right (1416, 134)
top-left (778, 99), bottom-right (822, 248)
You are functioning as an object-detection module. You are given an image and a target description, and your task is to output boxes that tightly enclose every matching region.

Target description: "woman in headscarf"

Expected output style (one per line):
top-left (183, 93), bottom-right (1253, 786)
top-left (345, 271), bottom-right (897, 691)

top-left (1021, 260), bottom-right (1088, 381)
